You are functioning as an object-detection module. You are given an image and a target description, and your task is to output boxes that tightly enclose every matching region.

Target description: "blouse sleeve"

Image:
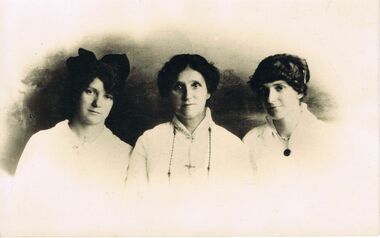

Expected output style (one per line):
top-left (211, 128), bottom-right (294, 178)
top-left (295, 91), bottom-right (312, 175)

top-left (126, 135), bottom-right (149, 189)
top-left (14, 133), bottom-right (41, 181)
top-left (233, 140), bottom-right (256, 186)
top-left (8, 133), bottom-right (45, 231)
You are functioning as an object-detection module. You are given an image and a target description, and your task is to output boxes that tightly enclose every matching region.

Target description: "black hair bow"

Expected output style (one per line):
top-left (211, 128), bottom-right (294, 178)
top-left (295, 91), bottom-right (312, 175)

top-left (66, 48), bottom-right (130, 82)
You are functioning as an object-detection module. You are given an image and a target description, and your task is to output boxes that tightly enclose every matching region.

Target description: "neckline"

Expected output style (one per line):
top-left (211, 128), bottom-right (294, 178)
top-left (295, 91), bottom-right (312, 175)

top-left (266, 102), bottom-right (307, 142)
top-left (172, 107), bottom-right (214, 137)
top-left (62, 120), bottom-right (107, 147)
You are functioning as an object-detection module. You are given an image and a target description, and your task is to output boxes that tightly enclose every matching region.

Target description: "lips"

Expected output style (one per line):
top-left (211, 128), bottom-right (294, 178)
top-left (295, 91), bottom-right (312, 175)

top-left (266, 105), bottom-right (282, 112)
top-left (88, 109), bottom-right (101, 115)
top-left (182, 103), bottom-right (196, 107)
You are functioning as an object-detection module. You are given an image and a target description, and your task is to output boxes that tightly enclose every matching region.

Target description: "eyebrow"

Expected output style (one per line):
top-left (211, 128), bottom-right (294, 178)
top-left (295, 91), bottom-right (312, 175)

top-left (176, 79), bottom-right (203, 84)
top-left (87, 86), bottom-right (99, 91)
top-left (87, 86), bottom-right (111, 95)
top-left (264, 82), bottom-right (287, 88)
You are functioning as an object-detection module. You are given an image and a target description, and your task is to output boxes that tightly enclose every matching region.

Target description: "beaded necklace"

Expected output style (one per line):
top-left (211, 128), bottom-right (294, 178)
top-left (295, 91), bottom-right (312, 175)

top-left (167, 126), bottom-right (212, 180)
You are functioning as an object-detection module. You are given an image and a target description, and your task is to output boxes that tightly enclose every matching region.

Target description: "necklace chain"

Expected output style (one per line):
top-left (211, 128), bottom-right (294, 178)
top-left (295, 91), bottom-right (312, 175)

top-left (207, 127), bottom-right (211, 175)
top-left (167, 127), bottom-right (176, 178)
top-left (277, 134), bottom-right (291, 157)
top-left (167, 126), bottom-right (212, 180)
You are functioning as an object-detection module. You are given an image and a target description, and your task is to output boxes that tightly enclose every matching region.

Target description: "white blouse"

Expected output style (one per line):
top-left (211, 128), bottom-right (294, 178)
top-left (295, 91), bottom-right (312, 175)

top-left (8, 120), bottom-right (132, 235)
top-left (127, 108), bottom-right (254, 188)
top-left (243, 103), bottom-right (336, 185)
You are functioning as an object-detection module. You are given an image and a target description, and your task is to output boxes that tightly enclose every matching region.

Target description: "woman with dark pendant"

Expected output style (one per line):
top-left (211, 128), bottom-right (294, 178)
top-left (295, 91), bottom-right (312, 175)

top-left (243, 54), bottom-right (332, 184)
top-left (127, 54), bottom-right (253, 188)
top-left (9, 48), bottom-right (131, 234)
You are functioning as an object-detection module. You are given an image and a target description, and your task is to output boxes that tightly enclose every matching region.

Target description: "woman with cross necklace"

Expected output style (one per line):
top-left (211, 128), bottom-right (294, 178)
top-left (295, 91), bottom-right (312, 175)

top-left (127, 54), bottom-right (253, 188)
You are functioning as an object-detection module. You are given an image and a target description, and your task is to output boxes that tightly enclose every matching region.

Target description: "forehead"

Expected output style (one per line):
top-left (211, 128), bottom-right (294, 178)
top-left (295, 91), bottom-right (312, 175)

top-left (88, 77), bottom-right (105, 90)
top-left (261, 80), bottom-right (289, 88)
top-left (176, 67), bottom-right (205, 84)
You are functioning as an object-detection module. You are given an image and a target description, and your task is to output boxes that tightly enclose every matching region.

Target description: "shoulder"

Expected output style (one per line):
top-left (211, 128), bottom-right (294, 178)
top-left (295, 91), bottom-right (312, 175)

top-left (212, 124), bottom-right (244, 146)
top-left (243, 123), bottom-right (268, 143)
top-left (137, 122), bottom-right (173, 142)
top-left (132, 122), bottom-right (172, 158)
top-left (16, 121), bottom-right (68, 174)
top-left (104, 128), bottom-right (132, 153)
top-left (301, 109), bottom-right (330, 135)
top-left (26, 120), bottom-right (69, 145)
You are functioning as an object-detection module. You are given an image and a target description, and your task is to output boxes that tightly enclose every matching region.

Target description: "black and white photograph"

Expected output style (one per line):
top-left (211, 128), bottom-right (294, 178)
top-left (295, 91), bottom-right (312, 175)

top-left (0, 0), bottom-right (378, 236)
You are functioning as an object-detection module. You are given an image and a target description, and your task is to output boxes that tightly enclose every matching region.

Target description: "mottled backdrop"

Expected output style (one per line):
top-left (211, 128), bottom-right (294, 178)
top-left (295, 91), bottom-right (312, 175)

top-left (1, 35), bottom-right (336, 174)
top-left (0, 0), bottom-right (378, 235)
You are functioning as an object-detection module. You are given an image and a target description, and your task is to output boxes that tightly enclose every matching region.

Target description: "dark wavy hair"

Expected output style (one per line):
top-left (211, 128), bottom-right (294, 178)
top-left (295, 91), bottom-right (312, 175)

top-left (157, 54), bottom-right (220, 97)
top-left (248, 54), bottom-right (310, 98)
top-left (65, 48), bottom-right (130, 120)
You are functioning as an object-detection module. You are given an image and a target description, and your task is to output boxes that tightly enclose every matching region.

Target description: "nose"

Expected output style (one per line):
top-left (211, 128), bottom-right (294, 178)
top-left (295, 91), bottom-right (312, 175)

top-left (91, 95), bottom-right (102, 107)
top-left (181, 86), bottom-right (193, 101)
top-left (267, 88), bottom-right (278, 104)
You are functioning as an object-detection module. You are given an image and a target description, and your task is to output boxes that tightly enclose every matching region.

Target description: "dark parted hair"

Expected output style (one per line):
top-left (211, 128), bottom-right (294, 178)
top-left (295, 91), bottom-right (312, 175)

top-left (157, 54), bottom-right (220, 97)
top-left (248, 54), bottom-right (310, 98)
top-left (65, 48), bottom-right (130, 120)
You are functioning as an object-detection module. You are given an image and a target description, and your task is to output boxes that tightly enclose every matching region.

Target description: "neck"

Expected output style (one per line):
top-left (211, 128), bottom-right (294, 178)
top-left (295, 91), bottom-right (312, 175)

top-left (178, 109), bottom-right (207, 134)
top-left (69, 118), bottom-right (104, 142)
top-left (272, 107), bottom-right (302, 139)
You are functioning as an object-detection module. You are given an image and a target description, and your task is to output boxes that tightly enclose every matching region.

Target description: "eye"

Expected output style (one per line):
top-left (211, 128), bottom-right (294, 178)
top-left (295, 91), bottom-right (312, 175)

top-left (104, 94), bottom-right (113, 100)
top-left (275, 85), bottom-right (285, 92)
top-left (85, 88), bottom-right (94, 95)
top-left (191, 82), bottom-right (202, 88)
top-left (172, 83), bottom-right (184, 92)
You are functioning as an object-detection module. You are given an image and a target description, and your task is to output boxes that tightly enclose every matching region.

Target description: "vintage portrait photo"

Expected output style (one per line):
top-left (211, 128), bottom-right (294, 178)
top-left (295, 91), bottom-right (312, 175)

top-left (0, 0), bottom-right (378, 236)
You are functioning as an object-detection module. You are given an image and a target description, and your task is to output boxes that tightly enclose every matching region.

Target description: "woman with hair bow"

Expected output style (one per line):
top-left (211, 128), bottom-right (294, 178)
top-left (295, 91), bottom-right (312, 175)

top-left (8, 48), bottom-right (131, 234)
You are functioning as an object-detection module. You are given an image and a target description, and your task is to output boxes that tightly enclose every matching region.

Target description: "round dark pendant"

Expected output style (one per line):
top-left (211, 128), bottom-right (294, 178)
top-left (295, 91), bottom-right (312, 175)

top-left (283, 149), bottom-right (291, 156)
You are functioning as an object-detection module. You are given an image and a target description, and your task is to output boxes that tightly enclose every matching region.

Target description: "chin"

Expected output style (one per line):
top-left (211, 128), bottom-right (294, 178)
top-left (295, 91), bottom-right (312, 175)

top-left (84, 119), bottom-right (105, 126)
top-left (178, 114), bottom-right (192, 120)
top-left (177, 112), bottom-right (196, 121)
top-left (267, 113), bottom-right (284, 121)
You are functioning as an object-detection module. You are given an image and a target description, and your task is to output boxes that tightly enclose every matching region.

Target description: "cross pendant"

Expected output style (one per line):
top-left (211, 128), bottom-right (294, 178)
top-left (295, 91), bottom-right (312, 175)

top-left (184, 164), bottom-right (196, 169)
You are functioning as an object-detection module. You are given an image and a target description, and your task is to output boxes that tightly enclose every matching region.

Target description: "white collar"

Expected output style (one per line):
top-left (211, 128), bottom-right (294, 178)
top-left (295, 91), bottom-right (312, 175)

top-left (57, 120), bottom-right (108, 146)
top-left (264, 102), bottom-right (310, 140)
top-left (171, 107), bottom-right (215, 137)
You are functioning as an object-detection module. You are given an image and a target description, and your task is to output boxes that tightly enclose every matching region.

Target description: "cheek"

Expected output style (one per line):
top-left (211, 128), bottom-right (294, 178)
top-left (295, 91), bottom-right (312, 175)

top-left (105, 101), bottom-right (114, 111)
top-left (78, 95), bottom-right (89, 110)
top-left (170, 92), bottom-right (182, 104)
top-left (283, 92), bottom-right (300, 106)
top-left (198, 89), bottom-right (209, 100)
top-left (81, 93), bottom-right (93, 102)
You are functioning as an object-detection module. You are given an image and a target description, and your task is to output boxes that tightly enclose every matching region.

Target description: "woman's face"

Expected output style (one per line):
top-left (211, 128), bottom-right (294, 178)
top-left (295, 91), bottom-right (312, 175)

top-left (170, 67), bottom-right (210, 122)
top-left (76, 78), bottom-right (114, 126)
top-left (259, 80), bottom-right (302, 121)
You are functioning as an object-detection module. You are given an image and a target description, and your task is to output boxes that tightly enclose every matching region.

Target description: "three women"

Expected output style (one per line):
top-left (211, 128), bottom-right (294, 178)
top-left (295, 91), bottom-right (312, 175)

top-left (11, 50), bottom-right (331, 208)
top-left (13, 52), bottom-right (328, 188)
top-left (7, 48), bottom-right (336, 235)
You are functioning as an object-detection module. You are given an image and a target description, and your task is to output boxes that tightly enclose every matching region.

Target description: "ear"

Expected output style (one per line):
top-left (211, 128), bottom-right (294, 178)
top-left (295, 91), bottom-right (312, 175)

top-left (297, 93), bottom-right (304, 100)
top-left (207, 93), bottom-right (211, 100)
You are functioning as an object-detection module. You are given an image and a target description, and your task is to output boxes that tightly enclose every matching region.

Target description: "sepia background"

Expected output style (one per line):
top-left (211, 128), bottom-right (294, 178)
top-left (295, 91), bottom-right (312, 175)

top-left (0, 0), bottom-right (378, 235)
